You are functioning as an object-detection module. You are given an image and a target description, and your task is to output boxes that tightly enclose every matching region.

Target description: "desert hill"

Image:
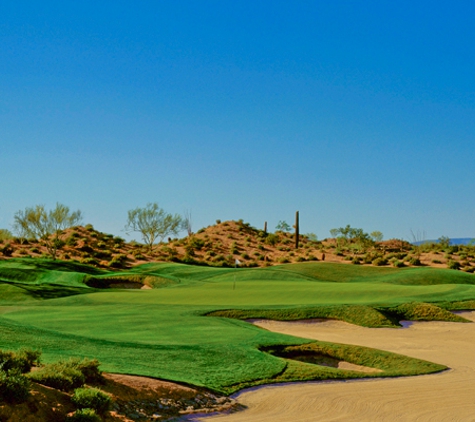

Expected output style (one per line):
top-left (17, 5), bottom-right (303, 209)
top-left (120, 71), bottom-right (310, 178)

top-left (0, 221), bottom-right (473, 272)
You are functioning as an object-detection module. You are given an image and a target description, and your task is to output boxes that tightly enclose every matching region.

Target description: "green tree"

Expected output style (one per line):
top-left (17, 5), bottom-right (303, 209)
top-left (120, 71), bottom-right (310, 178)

top-left (0, 229), bottom-right (13, 242)
top-left (438, 236), bottom-right (450, 249)
top-left (125, 203), bottom-right (183, 252)
top-left (370, 231), bottom-right (383, 242)
top-left (275, 220), bottom-right (291, 232)
top-left (13, 203), bottom-right (82, 259)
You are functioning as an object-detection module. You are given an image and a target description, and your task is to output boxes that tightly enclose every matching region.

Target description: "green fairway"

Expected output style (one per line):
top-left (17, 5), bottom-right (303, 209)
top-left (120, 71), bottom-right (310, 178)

top-left (0, 258), bottom-right (474, 392)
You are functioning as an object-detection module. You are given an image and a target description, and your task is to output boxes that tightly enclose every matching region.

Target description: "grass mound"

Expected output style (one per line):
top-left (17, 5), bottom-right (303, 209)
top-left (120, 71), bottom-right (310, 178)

top-left (224, 341), bottom-right (446, 393)
top-left (207, 305), bottom-right (398, 328)
top-left (385, 302), bottom-right (470, 323)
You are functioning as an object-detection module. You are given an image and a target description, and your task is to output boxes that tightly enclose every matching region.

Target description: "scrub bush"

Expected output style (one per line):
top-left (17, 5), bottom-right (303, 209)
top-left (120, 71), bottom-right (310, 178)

top-left (66, 408), bottom-right (101, 422)
top-left (372, 257), bottom-right (388, 266)
top-left (71, 387), bottom-right (111, 414)
top-left (28, 358), bottom-right (102, 391)
top-left (447, 260), bottom-right (461, 270)
top-left (0, 369), bottom-right (30, 403)
top-left (0, 348), bottom-right (40, 373)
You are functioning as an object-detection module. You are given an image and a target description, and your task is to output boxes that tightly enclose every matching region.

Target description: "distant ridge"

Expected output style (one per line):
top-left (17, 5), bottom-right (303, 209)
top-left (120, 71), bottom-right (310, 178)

top-left (414, 238), bottom-right (474, 246)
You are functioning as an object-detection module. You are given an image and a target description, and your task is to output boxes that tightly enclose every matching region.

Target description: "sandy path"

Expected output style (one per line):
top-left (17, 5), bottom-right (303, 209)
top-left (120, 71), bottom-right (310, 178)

top-left (197, 312), bottom-right (475, 422)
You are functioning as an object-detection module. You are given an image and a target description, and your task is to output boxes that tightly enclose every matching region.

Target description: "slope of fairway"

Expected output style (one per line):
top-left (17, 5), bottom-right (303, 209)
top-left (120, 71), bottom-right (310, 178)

top-left (0, 259), bottom-right (474, 393)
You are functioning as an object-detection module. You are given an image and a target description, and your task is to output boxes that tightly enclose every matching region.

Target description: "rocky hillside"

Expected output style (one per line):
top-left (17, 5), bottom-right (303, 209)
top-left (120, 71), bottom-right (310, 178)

top-left (0, 221), bottom-right (474, 272)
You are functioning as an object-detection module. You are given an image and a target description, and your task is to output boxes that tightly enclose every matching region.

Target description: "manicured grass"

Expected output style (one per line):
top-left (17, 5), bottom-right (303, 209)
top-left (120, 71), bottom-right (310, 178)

top-left (0, 259), bottom-right (473, 393)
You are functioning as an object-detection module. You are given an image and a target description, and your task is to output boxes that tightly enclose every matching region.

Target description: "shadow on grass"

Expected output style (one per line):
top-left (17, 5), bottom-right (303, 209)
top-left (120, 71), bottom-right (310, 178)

top-left (0, 280), bottom-right (91, 300)
top-left (18, 259), bottom-right (105, 275)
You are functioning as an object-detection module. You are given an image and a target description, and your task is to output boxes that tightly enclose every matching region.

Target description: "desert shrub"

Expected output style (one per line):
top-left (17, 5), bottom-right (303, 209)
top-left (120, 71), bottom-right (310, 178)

top-left (432, 259), bottom-right (442, 264)
top-left (93, 250), bottom-right (112, 260)
top-left (29, 365), bottom-right (84, 391)
top-left (408, 257), bottom-right (421, 266)
top-left (363, 252), bottom-right (378, 264)
top-left (205, 250), bottom-right (216, 258)
top-left (189, 237), bottom-right (205, 250)
top-left (278, 256), bottom-right (290, 264)
top-left (66, 408), bottom-right (101, 422)
top-left (113, 236), bottom-right (125, 245)
top-left (79, 245), bottom-right (94, 253)
top-left (0, 243), bottom-right (13, 257)
top-left (66, 236), bottom-right (78, 246)
top-left (230, 242), bottom-right (239, 255)
top-left (335, 248), bottom-right (343, 256)
top-left (216, 219), bottom-right (221, 224)
top-left (295, 256), bottom-right (305, 262)
top-left (0, 348), bottom-right (40, 373)
top-left (372, 257), bottom-right (388, 266)
top-left (28, 357), bottom-right (102, 392)
top-left (0, 369), bottom-right (30, 403)
top-left (71, 387), bottom-right (111, 414)
top-left (351, 257), bottom-right (361, 265)
top-left (30, 247), bottom-right (40, 253)
top-left (71, 358), bottom-right (103, 384)
top-left (240, 252), bottom-right (249, 259)
top-left (306, 254), bottom-right (318, 261)
top-left (257, 230), bottom-right (267, 238)
top-left (447, 260), bottom-right (461, 270)
top-left (265, 234), bottom-right (279, 246)
top-left (392, 259), bottom-right (405, 268)
top-left (80, 257), bottom-right (100, 266)
top-left (184, 244), bottom-right (196, 257)
top-left (84, 224), bottom-right (94, 231)
top-left (108, 254), bottom-right (128, 268)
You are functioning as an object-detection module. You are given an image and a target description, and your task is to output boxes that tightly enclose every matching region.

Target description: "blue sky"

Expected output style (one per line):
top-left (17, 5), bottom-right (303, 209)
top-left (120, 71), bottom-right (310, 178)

top-left (1, 1), bottom-right (474, 241)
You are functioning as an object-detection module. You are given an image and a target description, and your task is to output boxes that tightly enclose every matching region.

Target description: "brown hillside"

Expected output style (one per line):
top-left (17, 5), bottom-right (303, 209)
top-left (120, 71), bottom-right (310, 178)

top-left (0, 222), bottom-right (473, 272)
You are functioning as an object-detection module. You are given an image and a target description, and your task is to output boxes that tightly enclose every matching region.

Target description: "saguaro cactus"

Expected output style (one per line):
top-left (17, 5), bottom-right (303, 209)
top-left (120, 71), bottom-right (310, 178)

top-left (264, 221), bottom-right (267, 233)
top-left (295, 211), bottom-right (300, 249)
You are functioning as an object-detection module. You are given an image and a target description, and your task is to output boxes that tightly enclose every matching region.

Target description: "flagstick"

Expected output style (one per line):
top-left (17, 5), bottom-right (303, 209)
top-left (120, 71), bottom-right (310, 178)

top-left (233, 259), bottom-right (241, 290)
top-left (233, 262), bottom-right (236, 290)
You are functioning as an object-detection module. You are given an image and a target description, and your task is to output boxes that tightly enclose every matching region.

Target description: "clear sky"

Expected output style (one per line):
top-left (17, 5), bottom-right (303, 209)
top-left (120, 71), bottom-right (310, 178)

top-left (1, 1), bottom-right (474, 241)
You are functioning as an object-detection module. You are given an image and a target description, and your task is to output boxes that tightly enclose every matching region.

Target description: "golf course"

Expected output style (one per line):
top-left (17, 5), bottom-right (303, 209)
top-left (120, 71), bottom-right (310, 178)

top-left (1, 257), bottom-right (475, 400)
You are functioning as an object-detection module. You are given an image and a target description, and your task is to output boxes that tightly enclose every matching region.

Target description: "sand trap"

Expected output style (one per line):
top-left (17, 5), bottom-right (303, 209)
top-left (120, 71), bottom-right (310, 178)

top-left (197, 312), bottom-right (475, 421)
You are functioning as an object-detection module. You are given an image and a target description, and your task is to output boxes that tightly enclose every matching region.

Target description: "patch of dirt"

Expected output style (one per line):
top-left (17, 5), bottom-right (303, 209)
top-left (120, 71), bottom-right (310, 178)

top-left (0, 373), bottom-right (238, 422)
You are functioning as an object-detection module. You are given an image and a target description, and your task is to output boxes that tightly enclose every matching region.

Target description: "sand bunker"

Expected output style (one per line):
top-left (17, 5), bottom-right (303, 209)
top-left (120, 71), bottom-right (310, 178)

top-left (197, 312), bottom-right (475, 421)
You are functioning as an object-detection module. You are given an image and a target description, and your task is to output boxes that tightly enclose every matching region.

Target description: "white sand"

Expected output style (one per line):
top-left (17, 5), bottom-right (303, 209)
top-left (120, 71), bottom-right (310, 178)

top-left (198, 312), bottom-right (475, 421)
